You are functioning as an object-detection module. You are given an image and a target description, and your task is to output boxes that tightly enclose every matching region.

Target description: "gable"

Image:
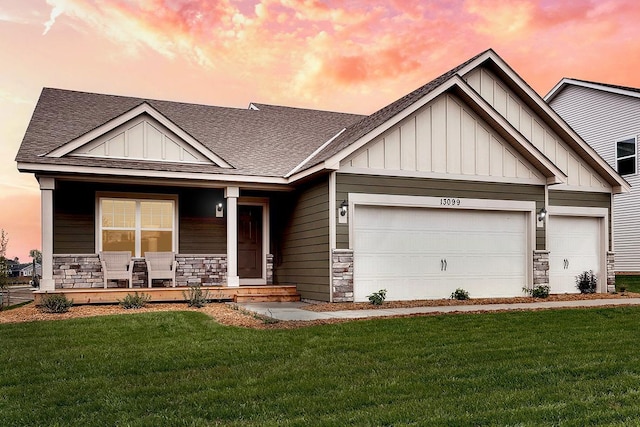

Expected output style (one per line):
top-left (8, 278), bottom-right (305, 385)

top-left (341, 93), bottom-right (545, 184)
top-left (69, 115), bottom-right (211, 164)
top-left (464, 67), bottom-right (611, 192)
top-left (45, 102), bottom-right (232, 169)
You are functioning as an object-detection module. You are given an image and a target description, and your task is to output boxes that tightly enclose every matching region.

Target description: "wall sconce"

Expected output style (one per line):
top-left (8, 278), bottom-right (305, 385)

top-left (215, 202), bottom-right (224, 218)
top-left (339, 200), bottom-right (348, 224)
top-left (537, 207), bottom-right (547, 223)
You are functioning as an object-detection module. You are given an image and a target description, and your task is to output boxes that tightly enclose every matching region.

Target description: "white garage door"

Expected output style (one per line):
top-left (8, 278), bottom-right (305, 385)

top-left (548, 216), bottom-right (601, 294)
top-left (353, 205), bottom-right (528, 302)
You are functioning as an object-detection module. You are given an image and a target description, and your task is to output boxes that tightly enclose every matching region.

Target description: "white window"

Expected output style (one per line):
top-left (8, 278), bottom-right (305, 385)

top-left (616, 137), bottom-right (637, 176)
top-left (99, 197), bottom-right (176, 257)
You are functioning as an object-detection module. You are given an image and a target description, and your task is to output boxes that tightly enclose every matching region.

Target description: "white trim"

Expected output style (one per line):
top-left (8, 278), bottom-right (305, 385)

top-left (40, 178), bottom-right (55, 290)
top-left (46, 103), bottom-right (232, 168)
top-left (285, 128), bottom-right (346, 178)
top-left (547, 183), bottom-right (612, 193)
top-left (547, 206), bottom-right (609, 293)
top-left (320, 76), bottom-right (565, 184)
top-left (226, 188), bottom-right (239, 287)
top-left (95, 193), bottom-right (179, 258)
top-left (328, 171), bottom-right (337, 303)
top-left (238, 197), bottom-right (270, 285)
top-left (321, 78), bottom-right (458, 170)
top-left (462, 53), bottom-right (629, 193)
top-left (545, 78), bottom-right (640, 103)
top-left (285, 162), bottom-right (337, 183)
top-left (347, 192), bottom-right (536, 290)
top-left (338, 166), bottom-right (547, 185)
top-left (19, 162), bottom-right (289, 185)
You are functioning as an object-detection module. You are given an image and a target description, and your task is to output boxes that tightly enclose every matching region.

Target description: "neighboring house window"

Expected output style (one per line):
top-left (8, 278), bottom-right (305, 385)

top-left (100, 197), bottom-right (175, 257)
top-left (616, 137), bottom-right (637, 175)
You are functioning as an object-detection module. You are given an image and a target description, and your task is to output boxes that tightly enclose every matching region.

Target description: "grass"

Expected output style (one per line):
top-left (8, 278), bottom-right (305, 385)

top-left (3, 308), bottom-right (640, 425)
top-left (616, 275), bottom-right (640, 293)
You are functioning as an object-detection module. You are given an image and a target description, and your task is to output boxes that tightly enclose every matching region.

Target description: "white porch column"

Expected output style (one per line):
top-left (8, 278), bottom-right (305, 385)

top-left (39, 177), bottom-right (55, 291)
top-left (225, 186), bottom-right (240, 287)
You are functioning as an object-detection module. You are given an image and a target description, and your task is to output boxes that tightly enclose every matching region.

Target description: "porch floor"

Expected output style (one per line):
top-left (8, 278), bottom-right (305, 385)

top-left (33, 285), bottom-right (300, 305)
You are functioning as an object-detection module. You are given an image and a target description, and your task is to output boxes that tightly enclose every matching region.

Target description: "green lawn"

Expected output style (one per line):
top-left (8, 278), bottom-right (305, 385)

top-left (616, 275), bottom-right (640, 293)
top-left (3, 308), bottom-right (640, 426)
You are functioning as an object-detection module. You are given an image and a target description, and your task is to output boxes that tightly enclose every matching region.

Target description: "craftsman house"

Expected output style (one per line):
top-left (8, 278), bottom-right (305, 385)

top-left (16, 49), bottom-right (628, 304)
top-left (546, 79), bottom-right (640, 274)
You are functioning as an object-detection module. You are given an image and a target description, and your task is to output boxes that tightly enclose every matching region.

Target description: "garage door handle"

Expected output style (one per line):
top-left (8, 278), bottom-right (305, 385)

top-left (440, 259), bottom-right (444, 271)
top-left (444, 259), bottom-right (447, 271)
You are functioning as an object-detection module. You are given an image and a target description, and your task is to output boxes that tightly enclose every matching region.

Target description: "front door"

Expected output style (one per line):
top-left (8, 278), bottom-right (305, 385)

top-left (238, 205), bottom-right (263, 279)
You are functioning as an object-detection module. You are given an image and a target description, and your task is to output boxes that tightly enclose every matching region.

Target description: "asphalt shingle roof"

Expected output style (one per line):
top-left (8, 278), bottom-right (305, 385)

top-left (16, 89), bottom-right (364, 177)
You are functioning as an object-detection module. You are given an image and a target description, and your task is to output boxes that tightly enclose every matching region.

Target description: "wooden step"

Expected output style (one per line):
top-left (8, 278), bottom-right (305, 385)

top-left (234, 294), bottom-right (301, 303)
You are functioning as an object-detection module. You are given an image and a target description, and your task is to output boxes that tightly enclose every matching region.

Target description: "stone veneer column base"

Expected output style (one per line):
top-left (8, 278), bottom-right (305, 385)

top-left (532, 250), bottom-right (550, 288)
top-left (332, 249), bottom-right (354, 302)
top-left (606, 252), bottom-right (615, 293)
top-left (266, 254), bottom-right (274, 285)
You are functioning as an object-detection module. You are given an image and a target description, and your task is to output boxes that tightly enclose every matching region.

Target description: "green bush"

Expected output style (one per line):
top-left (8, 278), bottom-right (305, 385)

top-left (367, 289), bottom-right (387, 305)
top-left (576, 270), bottom-right (597, 294)
top-left (450, 288), bottom-right (470, 300)
top-left (523, 285), bottom-right (550, 298)
top-left (40, 294), bottom-right (73, 313)
top-left (183, 285), bottom-right (210, 308)
top-left (119, 292), bottom-right (151, 309)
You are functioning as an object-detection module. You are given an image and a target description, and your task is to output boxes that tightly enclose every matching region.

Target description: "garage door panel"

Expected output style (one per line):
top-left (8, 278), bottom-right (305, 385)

top-left (549, 216), bottom-right (601, 294)
top-left (353, 205), bottom-right (528, 302)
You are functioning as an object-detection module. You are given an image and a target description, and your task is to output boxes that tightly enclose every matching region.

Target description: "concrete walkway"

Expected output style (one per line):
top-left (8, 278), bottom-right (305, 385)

top-left (236, 298), bottom-right (640, 322)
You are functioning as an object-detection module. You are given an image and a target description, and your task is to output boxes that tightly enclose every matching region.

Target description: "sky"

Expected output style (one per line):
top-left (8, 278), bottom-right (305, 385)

top-left (2, 0), bottom-right (640, 262)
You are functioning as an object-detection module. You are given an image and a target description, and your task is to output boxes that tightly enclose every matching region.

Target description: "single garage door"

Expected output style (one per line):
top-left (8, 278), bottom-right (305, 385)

top-left (548, 216), bottom-right (601, 294)
top-left (353, 205), bottom-right (528, 302)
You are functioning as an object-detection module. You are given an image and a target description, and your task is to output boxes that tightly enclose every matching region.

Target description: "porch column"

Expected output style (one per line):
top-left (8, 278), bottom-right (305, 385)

top-left (39, 177), bottom-right (55, 291)
top-left (225, 186), bottom-right (240, 287)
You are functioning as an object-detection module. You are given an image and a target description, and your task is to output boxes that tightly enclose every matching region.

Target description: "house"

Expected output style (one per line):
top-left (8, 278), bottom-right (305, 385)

top-left (15, 49), bottom-right (629, 304)
top-left (19, 262), bottom-right (41, 278)
top-left (546, 79), bottom-right (639, 274)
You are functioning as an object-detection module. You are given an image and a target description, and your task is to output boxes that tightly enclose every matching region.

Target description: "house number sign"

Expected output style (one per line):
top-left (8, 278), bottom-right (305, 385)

top-left (439, 198), bottom-right (461, 206)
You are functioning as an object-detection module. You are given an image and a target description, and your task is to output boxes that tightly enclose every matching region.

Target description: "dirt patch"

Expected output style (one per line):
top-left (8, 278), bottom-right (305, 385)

top-left (303, 292), bottom-right (640, 312)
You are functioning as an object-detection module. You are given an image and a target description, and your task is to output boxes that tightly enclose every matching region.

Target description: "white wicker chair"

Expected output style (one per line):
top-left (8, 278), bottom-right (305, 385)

top-left (145, 252), bottom-right (177, 288)
top-left (99, 251), bottom-right (134, 288)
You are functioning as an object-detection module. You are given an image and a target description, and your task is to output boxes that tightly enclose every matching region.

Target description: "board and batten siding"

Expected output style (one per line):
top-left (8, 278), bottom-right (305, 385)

top-left (342, 93), bottom-right (544, 184)
top-left (274, 178), bottom-right (331, 301)
top-left (549, 85), bottom-right (640, 271)
top-left (464, 67), bottom-right (610, 192)
top-left (548, 190), bottom-right (612, 249)
top-left (336, 174), bottom-right (545, 250)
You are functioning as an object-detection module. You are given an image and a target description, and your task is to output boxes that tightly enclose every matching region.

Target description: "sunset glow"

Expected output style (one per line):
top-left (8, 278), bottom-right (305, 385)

top-left (2, 0), bottom-right (640, 261)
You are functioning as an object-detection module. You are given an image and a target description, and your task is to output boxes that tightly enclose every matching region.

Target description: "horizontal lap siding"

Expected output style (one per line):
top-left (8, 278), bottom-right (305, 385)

top-left (549, 190), bottom-right (612, 249)
top-left (274, 178), bottom-right (330, 301)
top-left (336, 174), bottom-right (545, 250)
top-left (53, 181), bottom-right (226, 254)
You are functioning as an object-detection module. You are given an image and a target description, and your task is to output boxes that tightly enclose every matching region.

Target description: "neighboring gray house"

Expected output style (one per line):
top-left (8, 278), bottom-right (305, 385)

top-left (16, 49), bottom-right (629, 303)
top-left (546, 79), bottom-right (638, 273)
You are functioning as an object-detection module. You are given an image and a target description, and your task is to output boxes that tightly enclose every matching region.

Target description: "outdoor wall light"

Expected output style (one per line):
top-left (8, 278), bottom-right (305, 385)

top-left (338, 200), bottom-right (348, 224)
top-left (340, 200), bottom-right (348, 217)
top-left (537, 207), bottom-right (547, 222)
top-left (215, 202), bottom-right (224, 218)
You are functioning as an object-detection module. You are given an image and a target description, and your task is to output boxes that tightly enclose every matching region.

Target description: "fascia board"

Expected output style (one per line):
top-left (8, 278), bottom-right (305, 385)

top-left (45, 103), bottom-right (233, 169)
top-left (17, 162), bottom-right (287, 185)
top-left (461, 52), bottom-right (630, 193)
top-left (546, 78), bottom-right (640, 102)
top-left (320, 77), bottom-right (460, 170)
top-left (285, 128), bottom-right (346, 178)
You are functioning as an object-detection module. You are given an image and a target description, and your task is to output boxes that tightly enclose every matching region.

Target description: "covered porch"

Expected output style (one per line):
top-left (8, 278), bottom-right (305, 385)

top-left (37, 177), bottom-right (300, 304)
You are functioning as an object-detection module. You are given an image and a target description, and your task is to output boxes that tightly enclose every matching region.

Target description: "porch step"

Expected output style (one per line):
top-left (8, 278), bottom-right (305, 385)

top-left (233, 285), bottom-right (300, 303)
top-left (234, 294), bottom-right (301, 303)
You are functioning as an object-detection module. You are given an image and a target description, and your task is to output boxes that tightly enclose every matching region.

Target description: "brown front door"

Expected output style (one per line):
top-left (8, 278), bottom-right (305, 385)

top-left (238, 205), bottom-right (263, 279)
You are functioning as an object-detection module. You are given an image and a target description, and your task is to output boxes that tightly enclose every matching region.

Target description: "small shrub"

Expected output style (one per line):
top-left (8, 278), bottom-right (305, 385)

top-left (576, 270), bottom-right (597, 294)
top-left (523, 285), bottom-right (550, 298)
top-left (183, 285), bottom-right (210, 308)
top-left (367, 289), bottom-right (387, 305)
top-left (40, 293), bottom-right (73, 313)
top-left (450, 288), bottom-right (470, 300)
top-left (119, 292), bottom-right (151, 309)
